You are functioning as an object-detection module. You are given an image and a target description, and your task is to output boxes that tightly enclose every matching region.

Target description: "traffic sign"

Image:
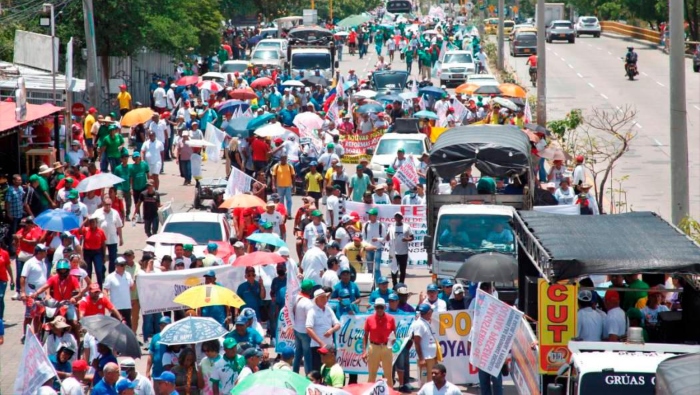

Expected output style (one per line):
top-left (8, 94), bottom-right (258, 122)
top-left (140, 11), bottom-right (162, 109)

top-left (71, 103), bottom-right (86, 117)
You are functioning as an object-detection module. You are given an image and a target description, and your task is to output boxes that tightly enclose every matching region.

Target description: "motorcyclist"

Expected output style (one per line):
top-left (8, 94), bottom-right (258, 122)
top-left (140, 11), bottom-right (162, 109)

top-left (624, 47), bottom-right (638, 75)
top-left (526, 54), bottom-right (538, 81)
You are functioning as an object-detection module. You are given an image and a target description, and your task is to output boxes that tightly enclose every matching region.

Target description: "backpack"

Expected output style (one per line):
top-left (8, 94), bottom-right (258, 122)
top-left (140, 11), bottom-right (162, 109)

top-left (363, 221), bottom-right (384, 240)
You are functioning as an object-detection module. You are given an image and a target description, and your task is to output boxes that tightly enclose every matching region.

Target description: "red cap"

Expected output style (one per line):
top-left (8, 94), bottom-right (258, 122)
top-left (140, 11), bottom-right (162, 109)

top-left (378, 112), bottom-right (386, 117)
top-left (350, 211), bottom-right (360, 219)
top-left (604, 290), bottom-right (620, 303)
top-left (119, 84), bottom-right (126, 89)
top-left (162, 111), bottom-right (171, 118)
top-left (72, 359), bottom-right (89, 371)
top-left (448, 106), bottom-right (454, 112)
top-left (576, 155), bottom-right (585, 162)
top-left (234, 72), bottom-right (239, 76)
top-left (88, 107), bottom-right (97, 114)
top-left (352, 236), bottom-right (362, 242)
top-left (89, 283), bottom-right (101, 292)
top-left (274, 137), bottom-right (283, 144)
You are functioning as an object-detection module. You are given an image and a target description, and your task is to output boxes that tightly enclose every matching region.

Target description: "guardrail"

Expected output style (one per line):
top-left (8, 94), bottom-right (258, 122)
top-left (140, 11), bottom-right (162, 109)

top-left (601, 21), bottom-right (699, 54)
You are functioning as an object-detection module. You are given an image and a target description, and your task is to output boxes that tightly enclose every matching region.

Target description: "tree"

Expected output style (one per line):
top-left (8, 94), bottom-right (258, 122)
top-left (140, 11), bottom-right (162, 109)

top-left (549, 106), bottom-right (638, 214)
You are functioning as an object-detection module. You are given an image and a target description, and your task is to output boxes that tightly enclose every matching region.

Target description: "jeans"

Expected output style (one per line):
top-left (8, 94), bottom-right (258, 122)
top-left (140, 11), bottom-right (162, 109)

top-left (6, 217), bottom-right (22, 257)
top-left (0, 280), bottom-right (7, 320)
top-left (337, 46), bottom-right (343, 61)
top-left (106, 243), bottom-right (118, 274)
top-left (100, 152), bottom-right (109, 172)
top-left (277, 186), bottom-right (293, 215)
top-left (84, 249), bottom-right (105, 287)
top-left (293, 330), bottom-right (313, 374)
top-left (144, 218), bottom-right (159, 237)
top-left (142, 312), bottom-right (162, 341)
top-left (108, 157), bottom-right (120, 173)
top-left (406, 60), bottom-right (413, 75)
top-left (179, 159), bottom-right (192, 183)
top-left (478, 369), bottom-right (503, 395)
top-left (538, 157), bottom-right (548, 183)
top-left (365, 249), bottom-right (383, 285)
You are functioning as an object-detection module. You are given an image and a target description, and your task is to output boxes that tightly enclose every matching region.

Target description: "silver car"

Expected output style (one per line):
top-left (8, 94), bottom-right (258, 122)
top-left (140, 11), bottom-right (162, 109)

top-left (546, 20), bottom-right (575, 44)
top-left (575, 16), bottom-right (601, 37)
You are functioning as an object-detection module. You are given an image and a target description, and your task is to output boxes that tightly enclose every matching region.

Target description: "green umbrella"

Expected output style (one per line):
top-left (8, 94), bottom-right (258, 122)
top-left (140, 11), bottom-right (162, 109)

top-left (231, 370), bottom-right (311, 394)
top-left (337, 14), bottom-right (372, 28)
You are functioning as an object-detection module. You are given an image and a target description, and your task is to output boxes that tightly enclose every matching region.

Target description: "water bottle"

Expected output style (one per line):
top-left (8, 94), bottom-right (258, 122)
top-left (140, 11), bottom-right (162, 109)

top-left (10, 282), bottom-right (15, 291)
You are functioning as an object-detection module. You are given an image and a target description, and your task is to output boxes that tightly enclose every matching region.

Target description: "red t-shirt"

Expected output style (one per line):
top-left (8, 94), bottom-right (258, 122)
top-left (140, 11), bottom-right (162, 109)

top-left (527, 55), bottom-right (538, 68)
top-left (251, 139), bottom-right (270, 162)
top-left (82, 227), bottom-right (106, 250)
top-left (46, 274), bottom-right (81, 301)
top-left (15, 226), bottom-right (45, 254)
top-left (111, 198), bottom-right (125, 221)
top-left (364, 313), bottom-right (396, 344)
top-left (79, 296), bottom-right (114, 317)
top-left (0, 248), bottom-right (10, 282)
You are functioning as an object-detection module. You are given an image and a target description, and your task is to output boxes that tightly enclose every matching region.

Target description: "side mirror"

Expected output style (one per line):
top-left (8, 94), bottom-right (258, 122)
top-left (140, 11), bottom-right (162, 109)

top-left (546, 384), bottom-right (564, 395)
top-left (424, 235), bottom-right (433, 252)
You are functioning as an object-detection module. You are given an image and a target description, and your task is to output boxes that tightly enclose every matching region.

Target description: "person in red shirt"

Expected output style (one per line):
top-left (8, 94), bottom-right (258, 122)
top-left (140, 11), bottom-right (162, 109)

top-left (81, 216), bottom-right (107, 287)
top-left (13, 217), bottom-right (45, 293)
top-left (361, 298), bottom-right (397, 388)
top-left (251, 135), bottom-right (270, 172)
top-left (0, 246), bottom-right (14, 321)
top-left (78, 283), bottom-right (123, 321)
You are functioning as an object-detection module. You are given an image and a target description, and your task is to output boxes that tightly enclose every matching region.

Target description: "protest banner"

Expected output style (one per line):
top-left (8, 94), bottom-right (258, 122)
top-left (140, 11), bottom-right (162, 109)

top-left (14, 326), bottom-right (58, 395)
top-left (435, 311), bottom-right (480, 384)
top-left (538, 279), bottom-right (578, 374)
top-left (395, 160), bottom-right (419, 190)
top-left (340, 129), bottom-right (384, 157)
top-left (275, 308), bottom-right (297, 353)
top-left (137, 266), bottom-right (245, 314)
top-left (511, 318), bottom-right (541, 395)
top-left (305, 384), bottom-right (352, 395)
top-left (224, 166), bottom-right (256, 198)
top-left (344, 202), bottom-right (428, 268)
top-left (470, 289), bottom-right (524, 377)
top-left (275, 259), bottom-right (301, 353)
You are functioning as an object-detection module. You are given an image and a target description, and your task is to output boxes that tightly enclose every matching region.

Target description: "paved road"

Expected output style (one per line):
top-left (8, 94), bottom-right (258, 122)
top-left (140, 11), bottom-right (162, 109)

top-left (498, 33), bottom-right (700, 219)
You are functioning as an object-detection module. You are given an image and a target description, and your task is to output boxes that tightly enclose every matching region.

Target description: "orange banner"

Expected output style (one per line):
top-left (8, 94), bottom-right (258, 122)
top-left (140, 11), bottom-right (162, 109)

top-left (537, 279), bottom-right (578, 374)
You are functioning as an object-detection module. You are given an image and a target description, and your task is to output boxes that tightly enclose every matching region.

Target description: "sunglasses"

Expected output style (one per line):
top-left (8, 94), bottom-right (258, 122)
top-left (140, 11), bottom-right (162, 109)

top-left (375, 305), bottom-right (385, 309)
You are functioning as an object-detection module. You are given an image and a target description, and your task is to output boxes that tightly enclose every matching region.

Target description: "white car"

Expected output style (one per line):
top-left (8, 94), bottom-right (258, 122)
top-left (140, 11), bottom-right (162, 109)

top-left (575, 16), bottom-right (601, 37)
top-left (149, 212), bottom-right (232, 260)
top-left (439, 50), bottom-right (476, 86)
top-left (369, 133), bottom-right (430, 175)
top-left (220, 60), bottom-right (249, 77)
top-left (467, 74), bottom-right (500, 87)
top-left (201, 72), bottom-right (226, 83)
top-left (254, 39), bottom-right (289, 61)
top-left (250, 48), bottom-right (284, 68)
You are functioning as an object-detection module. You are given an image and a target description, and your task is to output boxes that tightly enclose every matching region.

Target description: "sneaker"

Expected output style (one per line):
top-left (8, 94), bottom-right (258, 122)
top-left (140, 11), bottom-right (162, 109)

top-left (21, 336), bottom-right (25, 344)
top-left (11, 292), bottom-right (19, 300)
top-left (398, 385), bottom-right (412, 394)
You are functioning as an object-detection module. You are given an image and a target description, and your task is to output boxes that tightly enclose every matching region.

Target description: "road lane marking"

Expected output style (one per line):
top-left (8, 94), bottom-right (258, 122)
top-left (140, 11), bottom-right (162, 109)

top-left (577, 73), bottom-right (583, 78)
top-left (654, 138), bottom-right (664, 147)
top-left (642, 72), bottom-right (648, 76)
top-left (568, 64), bottom-right (574, 69)
top-left (608, 51), bottom-right (612, 55)
top-left (546, 47), bottom-right (551, 51)
top-left (694, 105), bottom-right (700, 111)
top-left (597, 47), bottom-right (602, 50)
top-left (635, 122), bottom-right (642, 129)
top-left (588, 82), bottom-right (595, 88)
top-left (561, 57), bottom-right (566, 61)
top-left (553, 52), bottom-right (558, 56)
top-left (656, 81), bottom-right (665, 87)
top-left (600, 94), bottom-right (608, 99)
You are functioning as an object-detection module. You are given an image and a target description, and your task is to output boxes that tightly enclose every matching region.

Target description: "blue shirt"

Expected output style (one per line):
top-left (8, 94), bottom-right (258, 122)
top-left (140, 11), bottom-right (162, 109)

top-left (148, 333), bottom-right (168, 378)
top-left (331, 281), bottom-right (361, 302)
top-left (271, 276), bottom-right (287, 307)
top-left (226, 327), bottom-right (264, 346)
top-left (269, 92), bottom-right (282, 109)
top-left (279, 109), bottom-right (297, 126)
top-left (201, 304), bottom-right (228, 327)
top-left (91, 379), bottom-right (118, 395)
top-left (237, 281), bottom-right (263, 318)
top-left (275, 286), bottom-right (287, 308)
top-left (335, 300), bottom-right (360, 317)
top-left (369, 289), bottom-right (395, 305)
top-left (4, 185), bottom-right (25, 218)
top-left (93, 353), bottom-right (118, 386)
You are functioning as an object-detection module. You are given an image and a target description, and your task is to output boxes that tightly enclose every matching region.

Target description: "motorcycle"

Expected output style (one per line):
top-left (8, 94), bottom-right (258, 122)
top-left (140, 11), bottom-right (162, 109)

top-left (529, 67), bottom-right (538, 87)
top-left (625, 62), bottom-right (638, 80)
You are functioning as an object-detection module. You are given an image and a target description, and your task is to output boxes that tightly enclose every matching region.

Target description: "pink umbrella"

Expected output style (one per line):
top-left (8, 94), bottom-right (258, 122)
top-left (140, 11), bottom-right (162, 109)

top-left (197, 80), bottom-right (224, 92)
top-left (147, 232), bottom-right (197, 245)
top-left (538, 147), bottom-right (566, 161)
top-left (175, 76), bottom-right (199, 86)
top-left (293, 112), bottom-right (324, 131)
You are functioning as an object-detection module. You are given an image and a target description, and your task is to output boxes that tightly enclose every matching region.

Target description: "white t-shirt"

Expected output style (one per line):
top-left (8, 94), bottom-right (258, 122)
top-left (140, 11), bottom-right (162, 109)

top-left (321, 269), bottom-right (340, 289)
top-left (211, 357), bottom-right (240, 394)
top-left (305, 304), bottom-right (340, 347)
top-left (410, 317), bottom-right (437, 359)
top-left (177, 107), bottom-right (192, 123)
top-left (63, 201), bottom-right (89, 221)
top-left (577, 307), bottom-right (604, 341)
top-left (334, 227), bottom-right (350, 248)
top-left (153, 87), bottom-right (167, 108)
top-left (318, 153), bottom-right (340, 171)
top-left (555, 188), bottom-right (576, 205)
top-left (236, 366), bottom-right (254, 385)
top-left (303, 222), bottom-right (327, 251)
top-left (388, 223), bottom-right (413, 256)
top-left (141, 139), bottom-right (165, 165)
top-left (129, 373), bottom-right (155, 395)
top-left (362, 221), bottom-right (385, 249)
top-left (82, 195), bottom-right (102, 215)
top-left (166, 89), bottom-right (176, 110)
top-left (301, 247), bottom-right (327, 285)
top-left (293, 296), bottom-right (314, 333)
top-left (605, 307), bottom-right (627, 339)
top-left (66, 149), bottom-right (86, 167)
top-left (60, 377), bottom-right (84, 395)
top-left (572, 164), bottom-right (585, 186)
top-left (103, 271), bottom-right (133, 310)
top-left (162, 350), bottom-right (181, 367)
top-left (418, 381), bottom-right (462, 395)
top-left (95, 208), bottom-right (123, 245)
top-left (21, 257), bottom-right (47, 295)
top-left (260, 211), bottom-right (284, 236)
top-left (372, 193), bottom-right (390, 205)
top-left (148, 120), bottom-right (167, 144)
top-left (326, 195), bottom-right (341, 227)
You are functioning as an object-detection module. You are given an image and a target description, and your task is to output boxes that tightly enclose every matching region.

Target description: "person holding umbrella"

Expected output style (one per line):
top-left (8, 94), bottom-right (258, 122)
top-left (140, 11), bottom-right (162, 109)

top-left (146, 316), bottom-right (171, 380)
top-left (199, 271), bottom-right (230, 327)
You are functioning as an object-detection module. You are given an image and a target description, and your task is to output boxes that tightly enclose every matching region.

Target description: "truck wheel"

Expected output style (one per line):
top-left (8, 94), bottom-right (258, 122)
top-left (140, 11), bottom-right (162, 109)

top-left (694, 65), bottom-right (700, 72)
top-left (194, 188), bottom-right (201, 209)
top-left (595, 33), bottom-right (600, 38)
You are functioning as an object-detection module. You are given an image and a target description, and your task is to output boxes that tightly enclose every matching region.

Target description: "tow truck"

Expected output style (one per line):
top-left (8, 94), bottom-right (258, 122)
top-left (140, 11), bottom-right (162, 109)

top-left (285, 25), bottom-right (338, 80)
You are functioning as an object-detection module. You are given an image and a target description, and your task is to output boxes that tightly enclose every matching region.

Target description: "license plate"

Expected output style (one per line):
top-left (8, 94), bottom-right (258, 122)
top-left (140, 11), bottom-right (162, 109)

top-left (559, 34), bottom-right (566, 38)
top-left (523, 49), bottom-right (530, 53)
top-left (454, 74), bottom-right (464, 79)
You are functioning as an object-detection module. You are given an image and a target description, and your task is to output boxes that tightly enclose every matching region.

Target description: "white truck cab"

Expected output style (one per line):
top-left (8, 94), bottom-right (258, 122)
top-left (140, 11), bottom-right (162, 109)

top-left (289, 48), bottom-right (335, 79)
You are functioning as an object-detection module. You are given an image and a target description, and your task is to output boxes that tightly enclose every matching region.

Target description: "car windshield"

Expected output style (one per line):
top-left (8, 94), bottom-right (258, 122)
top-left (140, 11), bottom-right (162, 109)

top-left (374, 72), bottom-right (409, 90)
top-left (516, 33), bottom-right (537, 43)
top-left (444, 53), bottom-right (473, 64)
top-left (220, 63), bottom-right (248, 73)
top-left (581, 17), bottom-right (598, 23)
top-left (253, 50), bottom-right (279, 60)
top-left (291, 53), bottom-right (331, 70)
top-left (375, 139), bottom-right (424, 155)
top-left (553, 22), bottom-right (573, 29)
top-left (162, 222), bottom-right (223, 245)
top-left (436, 214), bottom-right (515, 253)
top-left (505, 21), bottom-right (515, 28)
top-left (258, 42), bottom-right (281, 50)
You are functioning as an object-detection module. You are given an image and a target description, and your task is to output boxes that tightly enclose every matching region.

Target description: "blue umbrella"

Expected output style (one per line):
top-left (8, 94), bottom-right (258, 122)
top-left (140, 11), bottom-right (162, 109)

top-left (357, 103), bottom-right (384, 114)
top-left (414, 110), bottom-right (439, 120)
top-left (246, 113), bottom-right (277, 130)
top-left (225, 116), bottom-right (253, 138)
top-left (375, 93), bottom-right (404, 103)
top-left (419, 86), bottom-right (447, 99)
top-left (34, 209), bottom-right (81, 232)
top-left (247, 233), bottom-right (286, 248)
top-left (216, 99), bottom-right (250, 116)
top-left (158, 317), bottom-right (228, 345)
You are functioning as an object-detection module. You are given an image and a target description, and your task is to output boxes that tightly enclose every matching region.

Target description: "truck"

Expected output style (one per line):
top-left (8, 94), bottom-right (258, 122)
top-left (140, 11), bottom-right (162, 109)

top-left (285, 25), bottom-right (338, 80)
top-left (423, 124), bottom-right (535, 303)
top-left (535, 2), bottom-right (566, 27)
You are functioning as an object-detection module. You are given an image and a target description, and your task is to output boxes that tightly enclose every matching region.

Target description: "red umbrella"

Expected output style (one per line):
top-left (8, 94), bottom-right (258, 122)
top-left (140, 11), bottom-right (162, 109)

top-left (343, 383), bottom-right (400, 395)
top-left (175, 76), bottom-right (199, 86)
top-left (209, 241), bottom-right (235, 262)
top-left (228, 88), bottom-right (257, 100)
top-left (197, 80), bottom-right (224, 92)
top-left (250, 77), bottom-right (274, 89)
top-left (232, 251), bottom-right (286, 267)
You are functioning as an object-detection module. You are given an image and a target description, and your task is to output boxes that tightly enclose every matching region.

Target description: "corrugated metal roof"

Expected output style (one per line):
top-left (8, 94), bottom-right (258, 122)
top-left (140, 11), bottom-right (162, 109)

top-left (0, 61), bottom-right (85, 92)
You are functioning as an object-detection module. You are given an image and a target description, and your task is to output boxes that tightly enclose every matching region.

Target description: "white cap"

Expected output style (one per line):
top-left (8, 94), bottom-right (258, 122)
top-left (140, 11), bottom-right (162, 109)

top-left (182, 131), bottom-right (190, 137)
top-left (277, 246), bottom-right (290, 257)
top-left (374, 297), bottom-right (386, 306)
top-left (313, 289), bottom-right (328, 299)
top-left (341, 214), bottom-right (353, 223)
top-left (143, 244), bottom-right (156, 253)
top-left (120, 357), bottom-right (136, 368)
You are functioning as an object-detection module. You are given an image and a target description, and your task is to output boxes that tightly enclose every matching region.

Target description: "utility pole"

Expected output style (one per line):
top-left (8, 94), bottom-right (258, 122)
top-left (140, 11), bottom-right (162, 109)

top-left (535, 0), bottom-right (546, 126)
top-left (669, 0), bottom-right (689, 224)
top-left (497, 0), bottom-right (504, 70)
top-left (82, 0), bottom-right (100, 108)
top-left (42, 3), bottom-right (56, 104)
top-left (329, 0), bottom-right (333, 22)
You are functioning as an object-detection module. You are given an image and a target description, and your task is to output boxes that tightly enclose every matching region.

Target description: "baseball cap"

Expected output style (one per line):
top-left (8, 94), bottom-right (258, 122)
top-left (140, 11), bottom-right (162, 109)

top-left (377, 276), bottom-right (389, 285)
top-left (72, 359), bottom-right (89, 372)
top-left (441, 279), bottom-right (454, 287)
top-left (183, 244), bottom-right (194, 251)
top-left (313, 288), bottom-right (328, 299)
top-left (89, 283), bottom-right (101, 292)
top-left (301, 279), bottom-right (316, 292)
top-left (235, 316), bottom-right (248, 325)
top-left (132, 152), bottom-right (141, 158)
top-left (315, 235), bottom-right (327, 245)
top-left (115, 257), bottom-right (127, 266)
top-left (341, 214), bottom-right (353, 223)
top-left (427, 284), bottom-right (439, 292)
top-left (277, 246), bottom-right (290, 256)
top-left (278, 345), bottom-right (295, 358)
top-left (60, 232), bottom-right (74, 240)
top-left (154, 371), bottom-right (176, 383)
top-left (374, 297), bottom-right (386, 306)
top-left (339, 267), bottom-right (352, 275)
top-left (174, 259), bottom-right (185, 267)
top-left (120, 357), bottom-right (136, 368)
top-left (243, 347), bottom-right (263, 359)
top-left (311, 209), bottom-right (322, 217)
top-left (318, 344), bottom-right (337, 354)
top-left (116, 380), bottom-right (137, 392)
top-left (207, 242), bottom-right (218, 251)
top-left (388, 293), bottom-right (399, 301)
top-left (395, 283), bottom-right (409, 295)
top-left (367, 208), bottom-right (379, 216)
top-left (159, 316), bottom-right (172, 325)
top-left (417, 303), bottom-right (432, 314)
top-left (68, 190), bottom-right (79, 199)
top-left (453, 284), bottom-right (465, 295)
top-left (35, 243), bottom-right (48, 253)
top-left (233, 241), bottom-right (245, 248)
top-left (223, 338), bottom-right (238, 349)
top-left (203, 270), bottom-right (216, 278)
top-left (578, 290), bottom-right (593, 302)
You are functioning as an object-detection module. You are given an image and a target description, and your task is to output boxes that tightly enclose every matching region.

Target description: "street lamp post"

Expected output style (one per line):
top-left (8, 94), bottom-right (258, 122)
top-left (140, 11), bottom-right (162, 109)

top-left (43, 3), bottom-right (57, 104)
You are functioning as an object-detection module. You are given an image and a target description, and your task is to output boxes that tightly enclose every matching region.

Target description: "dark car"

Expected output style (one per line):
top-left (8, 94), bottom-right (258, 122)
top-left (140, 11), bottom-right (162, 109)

top-left (387, 0), bottom-right (412, 14)
top-left (546, 20), bottom-right (575, 44)
top-left (194, 178), bottom-right (228, 209)
top-left (372, 70), bottom-right (409, 94)
top-left (510, 31), bottom-right (537, 57)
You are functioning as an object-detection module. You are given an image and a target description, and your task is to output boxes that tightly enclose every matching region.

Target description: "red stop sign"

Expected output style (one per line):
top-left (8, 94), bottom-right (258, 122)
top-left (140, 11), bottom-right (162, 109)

top-left (71, 103), bottom-right (86, 117)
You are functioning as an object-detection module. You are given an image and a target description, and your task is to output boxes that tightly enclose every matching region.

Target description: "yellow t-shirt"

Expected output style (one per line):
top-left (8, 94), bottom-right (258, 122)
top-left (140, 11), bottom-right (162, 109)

top-left (272, 163), bottom-right (295, 188)
top-left (343, 241), bottom-right (371, 273)
top-left (84, 114), bottom-right (95, 139)
top-left (324, 168), bottom-right (334, 186)
top-left (117, 91), bottom-right (132, 109)
top-left (305, 172), bottom-right (323, 193)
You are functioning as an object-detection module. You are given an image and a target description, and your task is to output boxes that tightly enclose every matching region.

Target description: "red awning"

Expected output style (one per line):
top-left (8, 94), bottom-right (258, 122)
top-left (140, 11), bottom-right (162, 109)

top-left (0, 102), bottom-right (63, 133)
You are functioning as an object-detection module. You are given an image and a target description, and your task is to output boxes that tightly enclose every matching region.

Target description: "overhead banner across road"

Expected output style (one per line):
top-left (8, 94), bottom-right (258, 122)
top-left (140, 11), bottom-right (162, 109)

top-left (538, 279), bottom-right (578, 374)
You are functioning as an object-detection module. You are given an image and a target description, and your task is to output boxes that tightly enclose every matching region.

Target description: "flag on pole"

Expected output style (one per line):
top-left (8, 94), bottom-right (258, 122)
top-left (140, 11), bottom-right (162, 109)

top-left (452, 98), bottom-right (468, 124)
top-left (337, 75), bottom-right (345, 99)
top-left (418, 95), bottom-right (426, 111)
top-left (523, 98), bottom-right (533, 124)
top-left (327, 97), bottom-right (340, 124)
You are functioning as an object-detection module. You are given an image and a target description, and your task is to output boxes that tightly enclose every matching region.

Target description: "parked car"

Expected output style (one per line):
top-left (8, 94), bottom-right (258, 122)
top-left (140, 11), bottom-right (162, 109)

top-left (575, 16), bottom-right (601, 37)
top-left (439, 50), bottom-right (476, 86)
top-left (151, 212), bottom-right (232, 259)
top-left (510, 31), bottom-right (538, 56)
top-left (254, 39), bottom-right (289, 61)
top-left (546, 20), bottom-right (576, 43)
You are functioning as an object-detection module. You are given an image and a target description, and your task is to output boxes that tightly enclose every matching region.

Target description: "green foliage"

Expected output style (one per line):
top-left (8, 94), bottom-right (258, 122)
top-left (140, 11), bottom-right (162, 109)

top-left (547, 109), bottom-right (583, 141)
top-left (597, 1), bottom-right (625, 20)
top-left (679, 216), bottom-right (700, 244)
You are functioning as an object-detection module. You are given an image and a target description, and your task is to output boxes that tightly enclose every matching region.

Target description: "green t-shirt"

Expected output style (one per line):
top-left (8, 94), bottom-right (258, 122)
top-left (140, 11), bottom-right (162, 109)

top-left (623, 279), bottom-right (649, 310)
top-left (350, 173), bottom-right (370, 202)
top-left (96, 124), bottom-right (110, 142)
top-left (321, 363), bottom-right (345, 388)
top-left (130, 161), bottom-right (150, 191)
top-left (113, 163), bottom-right (132, 192)
top-left (36, 176), bottom-right (50, 208)
top-left (100, 134), bottom-right (125, 158)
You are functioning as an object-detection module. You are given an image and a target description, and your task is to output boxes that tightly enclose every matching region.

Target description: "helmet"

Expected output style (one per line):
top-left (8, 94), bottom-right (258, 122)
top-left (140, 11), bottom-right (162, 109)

top-left (57, 342), bottom-right (77, 354)
top-left (56, 259), bottom-right (70, 271)
top-left (627, 47), bottom-right (634, 51)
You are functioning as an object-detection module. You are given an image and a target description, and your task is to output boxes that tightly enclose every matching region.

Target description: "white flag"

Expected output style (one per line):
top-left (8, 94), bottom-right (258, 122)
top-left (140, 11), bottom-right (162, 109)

top-left (524, 98), bottom-right (533, 124)
top-left (224, 166), bottom-right (256, 199)
top-left (14, 326), bottom-right (58, 395)
top-left (204, 124), bottom-right (225, 163)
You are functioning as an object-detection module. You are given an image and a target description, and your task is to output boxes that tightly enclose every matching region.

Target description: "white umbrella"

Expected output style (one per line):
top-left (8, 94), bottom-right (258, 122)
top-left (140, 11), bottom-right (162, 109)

top-left (197, 80), bottom-right (224, 92)
top-left (334, 31), bottom-right (349, 36)
top-left (492, 97), bottom-right (519, 111)
top-left (75, 172), bottom-right (125, 193)
top-left (254, 123), bottom-right (287, 137)
top-left (400, 92), bottom-right (418, 100)
top-left (146, 232), bottom-right (197, 245)
top-left (282, 80), bottom-right (305, 88)
top-left (186, 139), bottom-right (216, 148)
top-left (354, 89), bottom-right (377, 99)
